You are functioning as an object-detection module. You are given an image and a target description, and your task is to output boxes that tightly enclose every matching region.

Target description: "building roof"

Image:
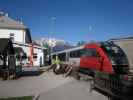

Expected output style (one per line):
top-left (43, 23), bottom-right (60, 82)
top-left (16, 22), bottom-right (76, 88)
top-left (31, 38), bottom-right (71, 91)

top-left (109, 36), bottom-right (133, 41)
top-left (0, 13), bottom-right (27, 29)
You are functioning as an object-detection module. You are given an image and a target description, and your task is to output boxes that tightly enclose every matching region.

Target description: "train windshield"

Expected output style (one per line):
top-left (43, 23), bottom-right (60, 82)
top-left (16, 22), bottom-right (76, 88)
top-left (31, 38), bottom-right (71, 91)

top-left (101, 42), bottom-right (128, 65)
top-left (81, 48), bottom-right (97, 57)
top-left (101, 42), bottom-right (129, 74)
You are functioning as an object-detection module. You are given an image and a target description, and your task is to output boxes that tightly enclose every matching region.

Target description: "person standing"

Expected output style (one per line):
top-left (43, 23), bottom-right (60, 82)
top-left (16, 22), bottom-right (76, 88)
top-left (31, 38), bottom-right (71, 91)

top-left (47, 55), bottom-right (61, 72)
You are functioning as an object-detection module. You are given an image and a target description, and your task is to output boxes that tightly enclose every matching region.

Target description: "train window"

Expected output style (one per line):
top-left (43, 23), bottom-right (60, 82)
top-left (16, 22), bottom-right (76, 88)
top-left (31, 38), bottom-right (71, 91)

top-left (52, 55), bottom-right (56, 59)
top-left (58, 53), bottom-right (66, 61)
top-left (70, 50), bottom-right (82, 58)
top-left (81, 48), bottom-right (97, 57)
top-left (102, 42), bottom-right (127, 61)
top-left (101, 42), bottom-right (129, 74)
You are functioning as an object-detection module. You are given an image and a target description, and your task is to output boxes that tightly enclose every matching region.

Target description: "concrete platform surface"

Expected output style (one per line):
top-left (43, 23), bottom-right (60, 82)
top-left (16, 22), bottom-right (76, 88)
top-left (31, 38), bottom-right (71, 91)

top-left (0, 72), bottom-right (73, 98)
top-left (0, 70), bottom-right (107, 100)
top-left (38, 79), bottom-right (107, 100)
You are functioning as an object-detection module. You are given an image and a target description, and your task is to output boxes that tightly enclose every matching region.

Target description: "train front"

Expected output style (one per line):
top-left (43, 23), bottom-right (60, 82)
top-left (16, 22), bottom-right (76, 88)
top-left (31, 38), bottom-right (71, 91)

top-left (101, 41), bottom-right (133, 99)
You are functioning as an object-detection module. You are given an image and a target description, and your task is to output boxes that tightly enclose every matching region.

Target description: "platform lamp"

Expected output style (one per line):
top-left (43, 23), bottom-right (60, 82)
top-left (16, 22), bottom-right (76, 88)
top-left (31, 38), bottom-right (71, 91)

top-left (48, 16), bottom-right (56, 65)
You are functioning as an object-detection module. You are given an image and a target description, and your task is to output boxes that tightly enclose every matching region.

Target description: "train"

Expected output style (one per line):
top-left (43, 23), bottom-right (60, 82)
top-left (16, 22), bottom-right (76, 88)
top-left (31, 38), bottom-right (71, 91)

top-left (51, 41), bottom-right (133, 100)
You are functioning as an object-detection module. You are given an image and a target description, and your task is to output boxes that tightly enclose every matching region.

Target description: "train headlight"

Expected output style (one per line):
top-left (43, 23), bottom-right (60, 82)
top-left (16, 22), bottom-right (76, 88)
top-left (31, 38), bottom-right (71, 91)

top-left (111, 60), bottom-right (115, 65)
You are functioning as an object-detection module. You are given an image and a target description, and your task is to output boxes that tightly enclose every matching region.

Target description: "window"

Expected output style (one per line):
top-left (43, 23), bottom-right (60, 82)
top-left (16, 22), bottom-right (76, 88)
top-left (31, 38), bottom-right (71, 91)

top-left (81, 48), bottom-right (98, 57)
top-left (101, 42), bottom-right (129, 74)
top-left (58, 53), bottom-right (66, 61)
top-left (33, 53), bottom-right (37, 59)
top-left (70, 49), bottom-right (82, 58)
top-left (10, 33), bottom-right (14, 42)
top-left (101, 42), bottom-right (128, 65)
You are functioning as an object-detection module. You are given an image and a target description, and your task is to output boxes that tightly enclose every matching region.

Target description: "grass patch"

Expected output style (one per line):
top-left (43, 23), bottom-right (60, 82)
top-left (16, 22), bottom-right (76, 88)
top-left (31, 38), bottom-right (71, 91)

top-left (0, 96), bottom-right (33, 100)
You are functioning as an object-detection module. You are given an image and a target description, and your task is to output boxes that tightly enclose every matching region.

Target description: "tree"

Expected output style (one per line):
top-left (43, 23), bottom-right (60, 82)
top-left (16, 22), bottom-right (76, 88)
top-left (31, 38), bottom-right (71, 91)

top-left (77, 41), bottom-right (87, 46)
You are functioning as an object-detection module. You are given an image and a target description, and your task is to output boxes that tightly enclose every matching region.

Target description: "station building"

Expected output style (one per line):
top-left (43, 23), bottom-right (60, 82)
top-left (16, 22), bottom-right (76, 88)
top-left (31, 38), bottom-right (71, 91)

top-left (0, 12), bottom-right (45, 67)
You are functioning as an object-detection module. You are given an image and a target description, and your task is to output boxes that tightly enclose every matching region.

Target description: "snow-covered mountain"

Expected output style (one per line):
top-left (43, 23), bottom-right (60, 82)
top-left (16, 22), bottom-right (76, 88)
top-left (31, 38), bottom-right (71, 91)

top-left (35, 38), bottom-right (74, 52)
top-left (35, 38), bottom-right (65, 46)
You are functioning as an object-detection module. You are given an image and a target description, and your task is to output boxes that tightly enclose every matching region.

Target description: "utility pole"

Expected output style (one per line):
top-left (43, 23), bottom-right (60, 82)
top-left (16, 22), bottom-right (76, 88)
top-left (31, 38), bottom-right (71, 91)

top-left (48, 16), bottom-right (56, 65)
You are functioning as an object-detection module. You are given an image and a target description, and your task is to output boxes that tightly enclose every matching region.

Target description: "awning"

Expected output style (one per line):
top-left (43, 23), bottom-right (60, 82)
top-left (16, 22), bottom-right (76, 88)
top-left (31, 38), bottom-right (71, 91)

top-left (14, 47), bottom-right (25, 55)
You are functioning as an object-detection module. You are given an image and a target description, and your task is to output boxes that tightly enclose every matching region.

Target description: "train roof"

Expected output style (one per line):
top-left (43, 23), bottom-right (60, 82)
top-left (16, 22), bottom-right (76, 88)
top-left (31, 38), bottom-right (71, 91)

top-left (51, 42), bottom-right (112, 56)
top-left (51, 45), bottom-right (84, 55)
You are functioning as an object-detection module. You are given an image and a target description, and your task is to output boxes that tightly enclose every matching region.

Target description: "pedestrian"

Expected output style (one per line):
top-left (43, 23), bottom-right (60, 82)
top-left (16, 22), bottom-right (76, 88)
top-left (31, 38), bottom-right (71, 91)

top-left (47, 55), bottom-right (61, 72)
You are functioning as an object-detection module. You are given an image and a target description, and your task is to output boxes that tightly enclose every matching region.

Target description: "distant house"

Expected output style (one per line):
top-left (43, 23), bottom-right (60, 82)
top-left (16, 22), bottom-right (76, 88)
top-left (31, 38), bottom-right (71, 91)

top-left (109, 37), bottom-right (133, 41)
top-left (0, 12), bottom-right (32, 43)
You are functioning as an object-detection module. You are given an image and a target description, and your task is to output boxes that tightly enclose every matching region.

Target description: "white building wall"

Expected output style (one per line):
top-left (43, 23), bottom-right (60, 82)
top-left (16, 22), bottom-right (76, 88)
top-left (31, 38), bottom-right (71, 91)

top-left (0, 29), bottom-right (25, 43)
top-left (0, 28), bottom-right (45, 67)
top-left (13, 43), bottom-right (44, 67)
top-left (33, 48), bottom-right (44, 66)
top-left (13, 43), bottom-right (30, 66)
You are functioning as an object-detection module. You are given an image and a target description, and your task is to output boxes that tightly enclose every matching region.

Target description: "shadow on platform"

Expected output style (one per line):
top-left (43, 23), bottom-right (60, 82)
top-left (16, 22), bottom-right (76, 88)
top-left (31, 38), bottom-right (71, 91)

top-left (20, 71), bottom-right (44, 77)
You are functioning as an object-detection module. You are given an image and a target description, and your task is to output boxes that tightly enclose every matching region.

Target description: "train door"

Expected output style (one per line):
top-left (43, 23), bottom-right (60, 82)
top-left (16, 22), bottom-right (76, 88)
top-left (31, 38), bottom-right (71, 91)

top-left (58, 53), bottom-right (66, 61)
top-left (69, 50), bottom-right (81, 66)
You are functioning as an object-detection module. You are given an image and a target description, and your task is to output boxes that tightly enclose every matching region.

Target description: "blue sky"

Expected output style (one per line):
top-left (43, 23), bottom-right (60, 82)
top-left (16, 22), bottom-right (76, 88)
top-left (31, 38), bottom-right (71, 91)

top-left (0, 0), bottom-right (133, 44)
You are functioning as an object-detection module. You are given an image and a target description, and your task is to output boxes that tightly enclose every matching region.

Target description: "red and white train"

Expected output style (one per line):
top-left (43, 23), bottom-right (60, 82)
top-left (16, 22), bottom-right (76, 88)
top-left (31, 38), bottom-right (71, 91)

top-left (51, 41), bottom-right (128, 76)
top-left (51, 41), bottom-right (133, 99)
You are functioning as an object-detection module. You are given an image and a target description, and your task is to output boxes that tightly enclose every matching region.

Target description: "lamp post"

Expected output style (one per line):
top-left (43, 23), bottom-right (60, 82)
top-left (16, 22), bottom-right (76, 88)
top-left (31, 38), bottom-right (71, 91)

top-left (48, 17), bottom-right (56, 64)
top-left (50, 17), bottom-right (56, 37)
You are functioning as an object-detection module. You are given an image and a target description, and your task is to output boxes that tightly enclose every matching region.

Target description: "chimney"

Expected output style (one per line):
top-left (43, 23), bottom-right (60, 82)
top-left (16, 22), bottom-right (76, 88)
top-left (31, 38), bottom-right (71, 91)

top-left (0, 11), bottom-right (8, 17)
top-left (5, 13), bottom-right (8, 17)
top-left (20, 17), bottom-right (23, 24)
top-left (0, 11), bottom-right (4, 16)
